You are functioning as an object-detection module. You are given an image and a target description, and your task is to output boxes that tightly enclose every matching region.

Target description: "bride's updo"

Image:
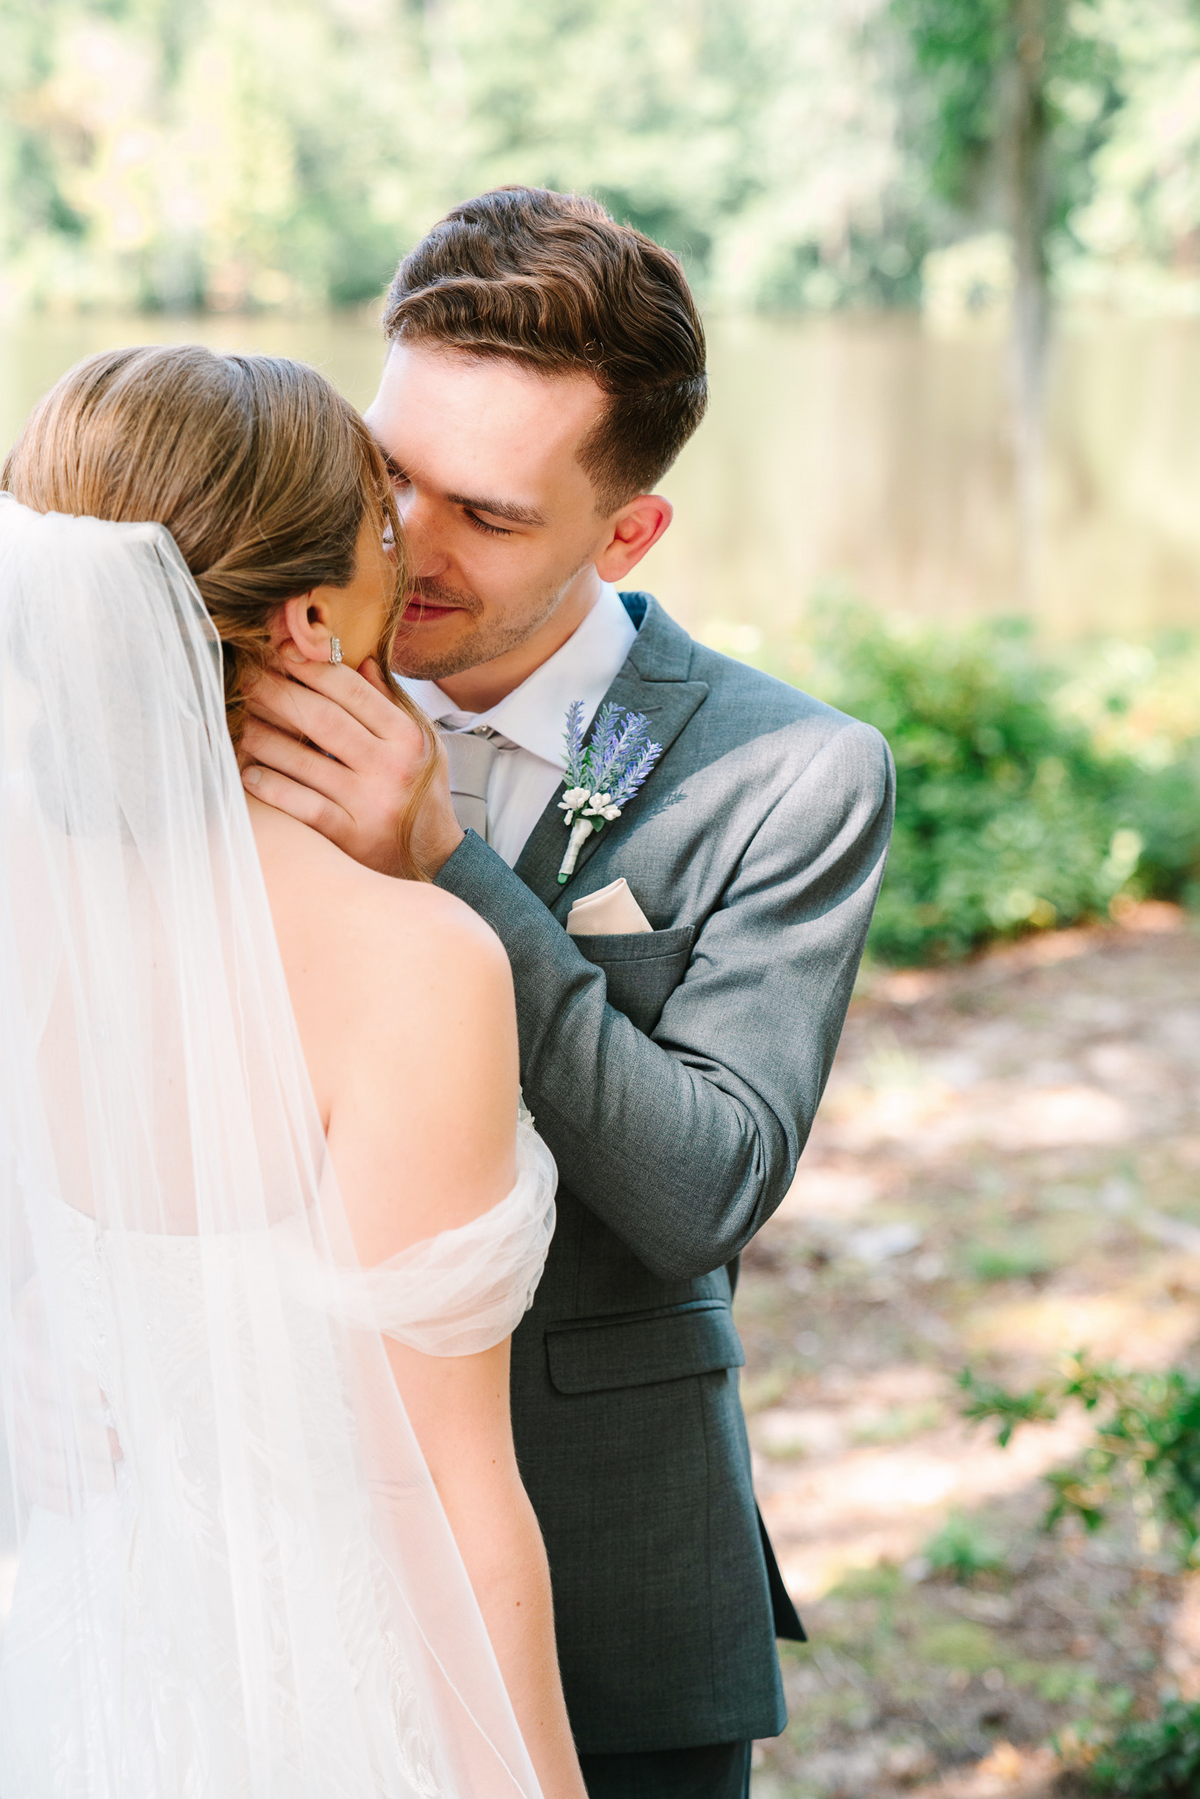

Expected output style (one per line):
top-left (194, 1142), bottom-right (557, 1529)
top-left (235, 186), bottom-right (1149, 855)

top-left (1, 343), bottom-right (417, 747)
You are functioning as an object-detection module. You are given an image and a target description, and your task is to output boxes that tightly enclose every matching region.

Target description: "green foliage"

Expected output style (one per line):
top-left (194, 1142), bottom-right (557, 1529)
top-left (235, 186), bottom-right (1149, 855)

top-left (892, 0), bottom-right (1123, 241)
top-left (960, 1355), bottom-right (1200, 1557)
top-left (919, 1616), bottom-right (1002, 1670)
top-left (0, 0), bottom-right (918, 314)
top-left (1089, 1701), bottom-right (1200, 1795)
top-left (966, 1235), bottom-right (1055, 1282)
top-left (891, 0), bottom-right (1014, 209)
top-left (828, 1562), bottom-right (905, 1600)
top-left (807, 605), bottom-right (1200, 964)
top-left (958, 1367), bottom-right (1058, 1448)
top-left (921, 1510), bottom-right (1006, 1581)
top-left (1, 0), bottom-right (1198, 316)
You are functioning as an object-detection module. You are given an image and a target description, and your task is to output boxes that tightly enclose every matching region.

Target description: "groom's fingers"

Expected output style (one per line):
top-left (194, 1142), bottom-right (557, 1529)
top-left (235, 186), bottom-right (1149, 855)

top-left (247, 672), bottom-right (375, 767)
top-left (239, 656), bottom-right (457, 877)
top-left (241, 759), bottom-right (356, 841)
top-left (247, 672), bottom-right (430, 796)
top-left (239, 717), bottom-right (357, 807)
top-left (256, 655), bottom-right (411, 746)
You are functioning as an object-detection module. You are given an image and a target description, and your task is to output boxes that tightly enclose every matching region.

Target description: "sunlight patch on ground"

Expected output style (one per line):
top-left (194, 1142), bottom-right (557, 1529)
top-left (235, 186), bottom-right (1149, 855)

top-left (740, 926), bottom-right (1200, 1792)
top-left (757, 1413), bottom-right (1091, 1602)
top-left (965, 1286), bottom-right (1200, 1364)
top-left (907, 1742), bottom-right (1063, 1797)
top-left (822, 1079), bottom-right (1136, 1157)
top-left (777, 1163), bottom-right (882, 1221)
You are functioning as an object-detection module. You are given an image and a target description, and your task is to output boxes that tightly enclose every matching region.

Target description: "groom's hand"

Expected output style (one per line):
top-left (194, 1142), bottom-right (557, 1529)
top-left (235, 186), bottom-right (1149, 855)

top-left (240, 652), bottom-right (464, 878)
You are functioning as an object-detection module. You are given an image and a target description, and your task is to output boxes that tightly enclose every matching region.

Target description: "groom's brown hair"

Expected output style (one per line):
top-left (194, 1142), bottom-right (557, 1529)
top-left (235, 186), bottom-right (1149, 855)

top-left (382, 187), bottom-right (707, 512)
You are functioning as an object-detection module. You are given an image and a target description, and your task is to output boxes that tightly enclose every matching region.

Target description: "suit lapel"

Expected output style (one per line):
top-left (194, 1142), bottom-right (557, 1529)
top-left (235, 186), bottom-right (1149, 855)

top-left (514, 595), bottom-right (709, 911)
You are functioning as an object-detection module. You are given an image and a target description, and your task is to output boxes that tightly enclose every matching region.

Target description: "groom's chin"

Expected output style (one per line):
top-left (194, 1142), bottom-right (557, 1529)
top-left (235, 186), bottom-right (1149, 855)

top-left (392, 604), bottom-right (476, 675)
top-left (392, 603), bottom-right (539, 683)
top-left (391, 626), bottom-right (479, 683)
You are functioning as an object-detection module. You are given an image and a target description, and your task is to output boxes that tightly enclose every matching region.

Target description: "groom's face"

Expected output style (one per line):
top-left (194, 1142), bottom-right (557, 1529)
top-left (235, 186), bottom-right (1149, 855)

top-left (364, 342), bottom-right (620, 681)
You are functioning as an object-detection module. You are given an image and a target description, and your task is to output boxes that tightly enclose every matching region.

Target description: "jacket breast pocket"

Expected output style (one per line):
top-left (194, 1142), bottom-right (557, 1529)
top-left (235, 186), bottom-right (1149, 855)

top-left (545, 1299), bottom-right (745, 1395)
top-left (572, 922), bottom-right (695, 1035)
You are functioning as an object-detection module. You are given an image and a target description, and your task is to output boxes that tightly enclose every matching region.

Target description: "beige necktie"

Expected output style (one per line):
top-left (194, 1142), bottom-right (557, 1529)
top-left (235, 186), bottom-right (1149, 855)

top-left (442, 727), bottom-right (501, 843)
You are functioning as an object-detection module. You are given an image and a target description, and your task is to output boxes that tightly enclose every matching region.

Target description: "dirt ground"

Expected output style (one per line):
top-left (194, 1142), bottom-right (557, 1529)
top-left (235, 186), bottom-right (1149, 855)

top-left (739, 904), bottom-right (1200, 1798)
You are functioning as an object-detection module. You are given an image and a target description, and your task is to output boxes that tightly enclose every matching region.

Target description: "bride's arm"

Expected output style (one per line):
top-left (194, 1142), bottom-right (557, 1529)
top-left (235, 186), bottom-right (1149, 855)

top-left (280, 845), bottom-right (584, 1799)
top-left (388, 1334), bottom-right (585, 1799)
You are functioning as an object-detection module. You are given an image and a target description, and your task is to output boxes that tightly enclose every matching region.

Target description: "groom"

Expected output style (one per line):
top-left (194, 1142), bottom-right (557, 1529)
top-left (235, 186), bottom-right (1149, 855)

top-left (243, 187), bottom-right (894, 1798)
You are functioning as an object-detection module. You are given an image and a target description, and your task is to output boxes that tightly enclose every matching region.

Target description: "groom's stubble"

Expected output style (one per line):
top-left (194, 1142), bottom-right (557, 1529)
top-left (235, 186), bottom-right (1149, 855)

top-left (392, 560), bottom-right (593, 683)
top-left (370, 188), bottom-right (705, 710)
top-left (365, 341), bottom-right (624, 706)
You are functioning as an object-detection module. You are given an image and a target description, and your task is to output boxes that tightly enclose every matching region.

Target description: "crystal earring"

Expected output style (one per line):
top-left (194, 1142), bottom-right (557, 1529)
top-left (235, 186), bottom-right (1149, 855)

top-left (329, 636), bottom-right (343, 665)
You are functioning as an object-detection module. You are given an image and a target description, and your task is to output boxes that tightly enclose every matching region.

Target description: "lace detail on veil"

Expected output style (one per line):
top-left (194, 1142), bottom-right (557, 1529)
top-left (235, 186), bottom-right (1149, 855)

top-left (384, 1633), bottom-right (443, 1798)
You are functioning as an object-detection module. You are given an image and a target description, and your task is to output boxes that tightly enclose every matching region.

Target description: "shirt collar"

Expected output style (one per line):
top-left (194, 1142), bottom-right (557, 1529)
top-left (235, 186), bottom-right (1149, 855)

top-left (401, 583), bottom-right (638, 771)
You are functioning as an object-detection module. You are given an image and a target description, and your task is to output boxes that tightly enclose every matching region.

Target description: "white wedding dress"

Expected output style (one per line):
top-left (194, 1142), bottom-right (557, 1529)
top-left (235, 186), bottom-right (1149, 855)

top-left (0, 1119), bottom-right (555, 1799)
top-left (0, 499), bottom-right (555, 1798)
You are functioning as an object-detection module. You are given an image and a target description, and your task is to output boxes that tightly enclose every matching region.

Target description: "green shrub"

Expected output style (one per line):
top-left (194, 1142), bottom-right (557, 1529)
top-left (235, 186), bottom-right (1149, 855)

top-left (966, 1235), bottom-right (1056, 1282)
top-left (828, 1562), bottom-right (905, 1600)
top-left (922, 1510), bottom-right (1006, 1581)
top-left (918, 1617), bottom-right (1001, 1671)
top-left (1090, 1701), bottom-right (1200, 1795)
top-left (960, 1356), bottom-right (1200, 1556)
top-left (804, 606), bottom-right (1200, 965)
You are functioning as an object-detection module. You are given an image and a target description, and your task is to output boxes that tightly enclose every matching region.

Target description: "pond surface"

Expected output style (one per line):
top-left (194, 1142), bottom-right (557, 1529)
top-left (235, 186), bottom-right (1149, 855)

top-left (4, 310), bottom-right (1200, 641)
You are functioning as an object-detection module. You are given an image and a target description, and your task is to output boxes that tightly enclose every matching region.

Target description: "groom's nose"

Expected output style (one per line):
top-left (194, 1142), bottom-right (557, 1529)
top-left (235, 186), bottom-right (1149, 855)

top-left (398, 499), bottom-right (451, 582)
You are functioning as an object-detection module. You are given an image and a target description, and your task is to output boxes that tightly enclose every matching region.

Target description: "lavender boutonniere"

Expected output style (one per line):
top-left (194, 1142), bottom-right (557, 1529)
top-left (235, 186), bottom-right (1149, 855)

top-left (557, 700), bottom-right (663, 885)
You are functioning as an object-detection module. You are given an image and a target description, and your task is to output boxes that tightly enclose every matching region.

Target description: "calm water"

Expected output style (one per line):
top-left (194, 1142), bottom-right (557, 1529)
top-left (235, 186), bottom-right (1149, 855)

top-left (4, 310), bottom-right (1200, 642)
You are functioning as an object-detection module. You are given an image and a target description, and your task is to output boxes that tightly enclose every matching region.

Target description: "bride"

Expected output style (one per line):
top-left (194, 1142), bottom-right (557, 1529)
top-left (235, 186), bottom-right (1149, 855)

top-left (0, 345), bottom-right (586, 1799)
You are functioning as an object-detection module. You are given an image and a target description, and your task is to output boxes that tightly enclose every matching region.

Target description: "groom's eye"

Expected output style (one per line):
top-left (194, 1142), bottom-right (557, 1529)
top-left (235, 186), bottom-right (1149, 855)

top-left (465, 511), bottom-right (514, 539)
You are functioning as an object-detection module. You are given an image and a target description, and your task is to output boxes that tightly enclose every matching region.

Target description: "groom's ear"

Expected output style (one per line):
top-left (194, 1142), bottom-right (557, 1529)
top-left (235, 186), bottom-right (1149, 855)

top-left (274, 593), bottom-right (334, 663)
top-left (593, 494), bottom-right (673, 583)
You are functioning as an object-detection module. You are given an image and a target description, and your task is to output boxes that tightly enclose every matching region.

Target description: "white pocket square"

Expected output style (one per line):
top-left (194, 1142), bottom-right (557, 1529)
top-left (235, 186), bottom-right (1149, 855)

top-left (566, 877), bottom-right (652, 937)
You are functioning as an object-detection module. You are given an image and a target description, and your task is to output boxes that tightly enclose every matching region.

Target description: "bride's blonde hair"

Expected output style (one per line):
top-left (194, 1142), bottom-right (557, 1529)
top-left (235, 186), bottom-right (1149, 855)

top-left (2, 343), bottom-right (439, 872)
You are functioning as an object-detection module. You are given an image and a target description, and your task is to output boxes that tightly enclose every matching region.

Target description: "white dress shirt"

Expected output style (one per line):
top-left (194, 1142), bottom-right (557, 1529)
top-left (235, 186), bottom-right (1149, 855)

top-left (401, 583), bottom-right (638, 868)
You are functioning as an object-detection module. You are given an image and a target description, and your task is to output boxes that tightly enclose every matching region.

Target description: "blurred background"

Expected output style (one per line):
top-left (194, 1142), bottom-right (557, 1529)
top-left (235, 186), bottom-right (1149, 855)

top-left (5, 0), bottom-right (1200, 640)
top-left (7, 3), bottom-right (1200, 1795)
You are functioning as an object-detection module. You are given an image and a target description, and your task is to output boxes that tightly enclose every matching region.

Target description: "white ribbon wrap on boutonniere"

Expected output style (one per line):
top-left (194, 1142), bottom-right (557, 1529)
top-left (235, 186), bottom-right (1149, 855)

top-left (557, 701), bottom-right (663, 885)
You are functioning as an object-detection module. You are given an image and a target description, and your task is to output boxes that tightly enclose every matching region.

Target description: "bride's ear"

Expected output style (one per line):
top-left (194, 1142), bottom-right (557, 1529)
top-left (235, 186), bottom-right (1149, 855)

top-left (273, 593), bottom-right (335, 663)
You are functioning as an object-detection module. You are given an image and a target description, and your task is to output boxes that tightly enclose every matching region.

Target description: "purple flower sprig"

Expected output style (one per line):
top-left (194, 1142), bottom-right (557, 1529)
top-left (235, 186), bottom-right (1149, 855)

top-left (557, 701), bottom-right (663, 885)
top-left (563, 699), bottom-right (588, 784)
top-left (609, 739), bottom-right (661, 808)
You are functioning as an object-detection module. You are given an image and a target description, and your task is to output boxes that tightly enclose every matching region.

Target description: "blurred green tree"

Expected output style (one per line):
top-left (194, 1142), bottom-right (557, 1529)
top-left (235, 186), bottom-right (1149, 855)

top-left (0, 0), bottom-right (909, 313)
top-left (0, 0), bottom-right (1198, 319)
top-left (890, 0), bottom-right (1123, 590)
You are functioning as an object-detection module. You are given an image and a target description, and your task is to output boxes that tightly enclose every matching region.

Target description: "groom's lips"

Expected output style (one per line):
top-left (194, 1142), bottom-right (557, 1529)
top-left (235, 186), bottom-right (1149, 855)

top-left (405, 599), bottom-right (462, 623)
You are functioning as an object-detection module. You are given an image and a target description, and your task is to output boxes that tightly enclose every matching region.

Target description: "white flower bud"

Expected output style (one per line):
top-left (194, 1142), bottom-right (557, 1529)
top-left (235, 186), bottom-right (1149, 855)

top-left (583, 792), bottom-right (622, 821)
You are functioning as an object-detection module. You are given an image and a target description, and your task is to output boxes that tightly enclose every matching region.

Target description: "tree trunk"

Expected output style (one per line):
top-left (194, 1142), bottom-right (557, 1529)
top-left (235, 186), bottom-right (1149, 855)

top-left (1001, 0), bottom-right (1052, 606)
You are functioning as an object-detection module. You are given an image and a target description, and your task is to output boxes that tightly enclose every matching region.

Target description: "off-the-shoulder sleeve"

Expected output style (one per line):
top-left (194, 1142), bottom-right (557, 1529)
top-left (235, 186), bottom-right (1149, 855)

top-left (292, 1115), bottom-right (557, 1357)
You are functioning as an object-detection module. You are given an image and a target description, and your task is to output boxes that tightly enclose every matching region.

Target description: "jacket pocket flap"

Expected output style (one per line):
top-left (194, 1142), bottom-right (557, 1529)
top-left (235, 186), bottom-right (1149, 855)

top-left (570, 923), bottom-right (696, 966)
top-left (545, 1300), bottom-right (745, 1395)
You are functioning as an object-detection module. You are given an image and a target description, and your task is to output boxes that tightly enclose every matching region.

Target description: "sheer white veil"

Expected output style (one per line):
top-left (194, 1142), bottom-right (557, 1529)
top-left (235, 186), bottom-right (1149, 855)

top-left (0, 496), bottom-right (544, 1797)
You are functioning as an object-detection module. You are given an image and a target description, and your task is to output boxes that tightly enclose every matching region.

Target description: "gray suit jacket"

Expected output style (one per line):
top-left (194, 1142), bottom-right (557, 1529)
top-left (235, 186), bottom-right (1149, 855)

top-left (436, 594), bottom-right (894, 1755)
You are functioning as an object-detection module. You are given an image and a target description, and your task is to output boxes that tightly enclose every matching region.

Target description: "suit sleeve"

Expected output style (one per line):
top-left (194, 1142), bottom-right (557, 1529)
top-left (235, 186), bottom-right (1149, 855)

top-left (435, 719), bottom-right (895, 1281)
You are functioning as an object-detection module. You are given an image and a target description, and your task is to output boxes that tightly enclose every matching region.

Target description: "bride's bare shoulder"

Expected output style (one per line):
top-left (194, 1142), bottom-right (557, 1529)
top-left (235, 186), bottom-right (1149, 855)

top-left (247, 804), bottom-right (518, 1242)
top-left (249, 800), bottom-right (506, 996)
